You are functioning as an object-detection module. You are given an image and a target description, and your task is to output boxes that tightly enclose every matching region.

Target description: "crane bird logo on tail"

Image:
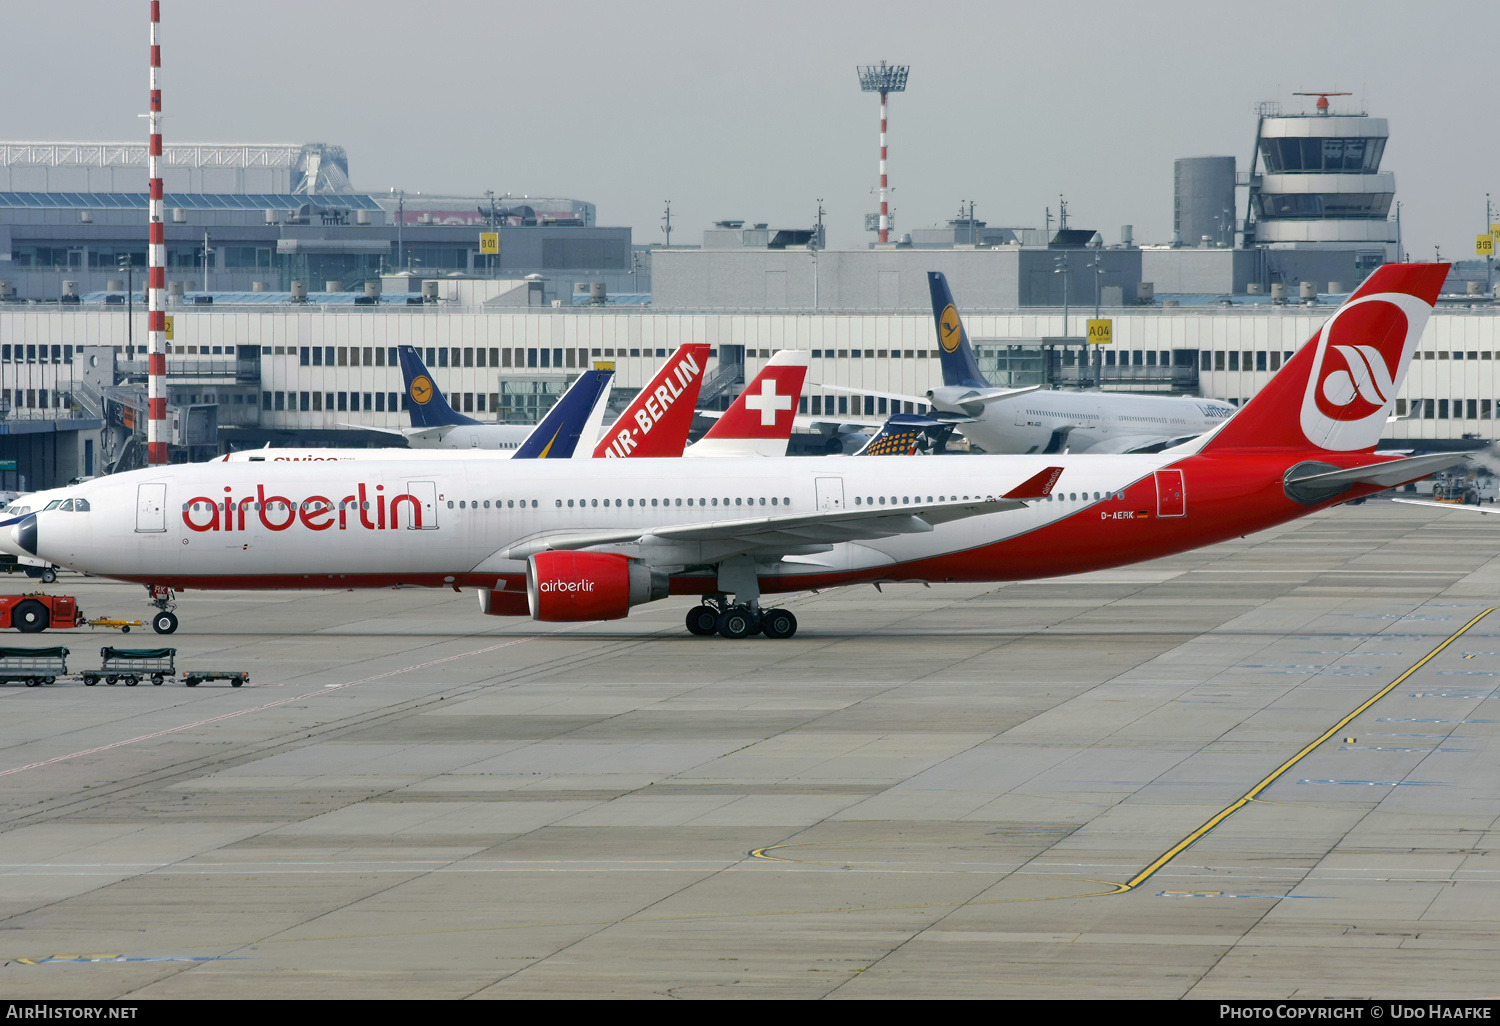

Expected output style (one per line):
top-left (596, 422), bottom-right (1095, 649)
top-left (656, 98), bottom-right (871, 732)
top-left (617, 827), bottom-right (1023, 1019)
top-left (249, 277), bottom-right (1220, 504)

top-left (939, 304), bottom-right (962, 353)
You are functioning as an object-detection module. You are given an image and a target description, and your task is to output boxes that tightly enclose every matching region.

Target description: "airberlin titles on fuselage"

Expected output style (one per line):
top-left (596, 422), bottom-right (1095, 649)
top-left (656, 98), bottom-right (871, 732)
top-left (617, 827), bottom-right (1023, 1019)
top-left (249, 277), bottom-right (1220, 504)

top-left (181, 484), bottom-right (427, 533)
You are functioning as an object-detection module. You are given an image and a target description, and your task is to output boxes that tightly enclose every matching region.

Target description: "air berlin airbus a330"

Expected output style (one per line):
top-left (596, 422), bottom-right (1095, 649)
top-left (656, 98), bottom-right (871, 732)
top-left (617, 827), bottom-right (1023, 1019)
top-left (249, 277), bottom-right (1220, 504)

top-left (8, 264), bottom-right (1463, 638)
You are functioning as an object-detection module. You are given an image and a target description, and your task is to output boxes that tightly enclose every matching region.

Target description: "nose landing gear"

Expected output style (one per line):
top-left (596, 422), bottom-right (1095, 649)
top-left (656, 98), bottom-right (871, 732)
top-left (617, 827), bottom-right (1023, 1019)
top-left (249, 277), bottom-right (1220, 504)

top-left (146, 585), bottom-right (179, 634)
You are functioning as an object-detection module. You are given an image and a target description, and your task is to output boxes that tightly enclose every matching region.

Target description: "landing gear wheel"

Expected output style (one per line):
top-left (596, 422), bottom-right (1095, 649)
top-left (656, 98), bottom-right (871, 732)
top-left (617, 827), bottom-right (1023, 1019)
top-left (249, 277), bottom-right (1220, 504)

top-left (40, 568), bottom-right (57, 584)
top-left (12, 599), bottom-right (49, 633)
top-left (761, 608), bottom-right (798, 639)
top-left (716, 607), bottom-right (756, 639)
top-left (686, 605), bottom-right (719, 636)
top-left (151, 611), bottom-right (179, 635)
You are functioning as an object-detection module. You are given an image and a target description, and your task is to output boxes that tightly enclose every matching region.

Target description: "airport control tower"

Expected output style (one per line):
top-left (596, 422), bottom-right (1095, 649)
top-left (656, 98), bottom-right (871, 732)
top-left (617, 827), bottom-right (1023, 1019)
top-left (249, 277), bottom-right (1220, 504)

top-left (1245, 94), bottom-right (1398, 267)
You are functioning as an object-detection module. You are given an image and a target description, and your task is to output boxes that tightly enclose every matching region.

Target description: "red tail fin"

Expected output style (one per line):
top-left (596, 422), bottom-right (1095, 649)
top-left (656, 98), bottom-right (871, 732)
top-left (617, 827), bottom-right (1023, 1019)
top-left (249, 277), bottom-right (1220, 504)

top-left (688, 350), bottom-right (809, 457)
top-left (1199, 263), bottom-right (1447, 454)
top-left (593, 344), bottom-right (708, 458)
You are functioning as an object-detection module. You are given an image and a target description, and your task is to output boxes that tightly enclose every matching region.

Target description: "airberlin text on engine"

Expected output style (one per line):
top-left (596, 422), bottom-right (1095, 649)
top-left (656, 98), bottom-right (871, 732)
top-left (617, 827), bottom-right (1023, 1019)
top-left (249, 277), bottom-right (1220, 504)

top-left (181, 484), bottom-right (423, 532)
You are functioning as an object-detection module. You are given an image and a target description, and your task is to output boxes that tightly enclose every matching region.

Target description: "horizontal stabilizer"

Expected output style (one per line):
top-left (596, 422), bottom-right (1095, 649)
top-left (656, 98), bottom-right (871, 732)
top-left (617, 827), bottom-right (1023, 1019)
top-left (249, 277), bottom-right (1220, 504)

top-left (1284, 452), bottom-right (1469, 504)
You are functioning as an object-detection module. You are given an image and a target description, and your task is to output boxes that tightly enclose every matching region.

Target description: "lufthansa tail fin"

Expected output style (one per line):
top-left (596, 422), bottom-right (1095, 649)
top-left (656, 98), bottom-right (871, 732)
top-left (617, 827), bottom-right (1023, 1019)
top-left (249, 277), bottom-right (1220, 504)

top-left (593, 344), bottom-right (710, 458)
top-left (514, 369), bottom-right (614, 459)
top-left (1195, 263), bottom-right (1448, 456)
top-left (928, 271), bottom-right (990, 390)
top-left (399, 345), bottom-right (479, 428)
top-left (687, 350), bottom-right (809, 457)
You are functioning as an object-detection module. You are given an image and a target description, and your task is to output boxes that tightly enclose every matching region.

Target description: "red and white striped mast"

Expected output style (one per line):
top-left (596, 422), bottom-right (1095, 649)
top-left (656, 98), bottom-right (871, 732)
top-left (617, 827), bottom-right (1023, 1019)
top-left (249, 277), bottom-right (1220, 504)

top-left (857, 62), bottom-right (909, 244)
top-left (146, 1), bottom-right (168, 465)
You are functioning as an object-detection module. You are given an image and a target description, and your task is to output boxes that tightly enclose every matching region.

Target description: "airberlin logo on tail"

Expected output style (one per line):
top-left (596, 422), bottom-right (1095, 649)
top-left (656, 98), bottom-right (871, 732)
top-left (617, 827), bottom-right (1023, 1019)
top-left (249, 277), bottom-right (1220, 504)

top-left (1318, 344), bottom-right (1396, 415)
top-left (181, 484), bottom-right (426, 533)
top-left (1301, 292), bottom-right (1425, 452)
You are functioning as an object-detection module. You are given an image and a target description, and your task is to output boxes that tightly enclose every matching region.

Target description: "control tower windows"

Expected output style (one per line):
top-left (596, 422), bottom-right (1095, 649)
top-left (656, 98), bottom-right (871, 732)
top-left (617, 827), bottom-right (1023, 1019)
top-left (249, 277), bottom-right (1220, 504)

top-left (1259, 136), bottom-right (1385, 173)
top-left (1256, 193), bottom-right (1393, 220)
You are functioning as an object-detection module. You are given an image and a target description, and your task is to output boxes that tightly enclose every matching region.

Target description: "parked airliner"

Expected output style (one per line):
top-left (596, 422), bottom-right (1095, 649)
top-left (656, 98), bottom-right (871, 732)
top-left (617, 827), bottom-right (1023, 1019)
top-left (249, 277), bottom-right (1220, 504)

top-left (826, 271), bottom-right (1236, 454)
top-left (8, 265), bottom-right (1462, 640)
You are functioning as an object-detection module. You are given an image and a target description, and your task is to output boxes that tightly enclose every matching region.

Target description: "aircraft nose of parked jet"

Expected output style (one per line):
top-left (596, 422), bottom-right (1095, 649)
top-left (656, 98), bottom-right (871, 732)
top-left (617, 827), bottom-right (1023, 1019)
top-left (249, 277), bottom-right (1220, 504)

top-left (12, 514), bottom-right (37, 556)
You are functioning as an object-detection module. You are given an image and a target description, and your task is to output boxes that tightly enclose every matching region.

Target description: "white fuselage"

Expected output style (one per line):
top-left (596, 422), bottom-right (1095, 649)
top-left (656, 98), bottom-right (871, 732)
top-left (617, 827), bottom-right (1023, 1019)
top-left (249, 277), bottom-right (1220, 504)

top-left (24, 455), bottom-right (1179, 590)
top-left (955, 391), bottom-right (1235, 454)
top-left (404, 424), bottom-right (529, 450)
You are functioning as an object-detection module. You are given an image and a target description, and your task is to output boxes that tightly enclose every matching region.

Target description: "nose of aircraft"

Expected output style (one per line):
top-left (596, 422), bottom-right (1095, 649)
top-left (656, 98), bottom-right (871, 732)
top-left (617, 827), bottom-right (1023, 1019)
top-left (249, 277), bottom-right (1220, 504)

top-left (10, 514), bottom-right (37, 556)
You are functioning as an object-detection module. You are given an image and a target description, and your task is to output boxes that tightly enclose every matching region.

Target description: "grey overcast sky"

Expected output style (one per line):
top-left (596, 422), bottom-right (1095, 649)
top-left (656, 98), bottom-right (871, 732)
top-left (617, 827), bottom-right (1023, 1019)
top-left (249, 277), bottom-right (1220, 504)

top-left (6, 0), bottom-right (1496, 258)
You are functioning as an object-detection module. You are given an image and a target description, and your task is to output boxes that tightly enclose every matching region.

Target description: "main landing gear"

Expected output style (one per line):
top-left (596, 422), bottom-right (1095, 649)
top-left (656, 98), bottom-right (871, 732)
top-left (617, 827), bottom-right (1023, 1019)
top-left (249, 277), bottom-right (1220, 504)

top-left (684, 592), bottom-right (798, 640)
top-left (146, 585), bottom-right (179, 635)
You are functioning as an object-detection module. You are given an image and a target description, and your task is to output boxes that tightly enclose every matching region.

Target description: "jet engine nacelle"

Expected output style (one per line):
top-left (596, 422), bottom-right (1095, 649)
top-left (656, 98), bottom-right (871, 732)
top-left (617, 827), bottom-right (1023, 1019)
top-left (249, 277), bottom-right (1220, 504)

top-left (526, 551), bottom-right (668, 622)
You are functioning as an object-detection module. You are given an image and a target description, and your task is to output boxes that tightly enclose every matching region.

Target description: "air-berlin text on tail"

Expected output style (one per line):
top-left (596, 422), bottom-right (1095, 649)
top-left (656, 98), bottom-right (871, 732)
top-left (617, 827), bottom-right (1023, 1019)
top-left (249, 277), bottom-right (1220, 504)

top-left (601, 350), bottom-right (701, 457)
top-left (181, 484), bottom-right (424, 532)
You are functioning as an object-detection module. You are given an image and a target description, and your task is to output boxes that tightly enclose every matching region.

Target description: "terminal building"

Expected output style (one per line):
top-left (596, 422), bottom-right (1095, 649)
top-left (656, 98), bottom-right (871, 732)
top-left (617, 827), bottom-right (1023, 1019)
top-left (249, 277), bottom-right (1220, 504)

top-left (0, 99), bottom-right (1494, 491)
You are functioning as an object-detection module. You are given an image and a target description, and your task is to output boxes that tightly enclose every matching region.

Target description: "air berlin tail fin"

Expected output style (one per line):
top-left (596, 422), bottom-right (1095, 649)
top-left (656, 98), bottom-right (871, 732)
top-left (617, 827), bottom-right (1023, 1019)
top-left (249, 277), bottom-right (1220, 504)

top-left (1197, 263), bottom-right (1448, 455)
top-left (686, 350), bottom-right (809, 457)
top-left (593, 344), bottom-right (709, 458)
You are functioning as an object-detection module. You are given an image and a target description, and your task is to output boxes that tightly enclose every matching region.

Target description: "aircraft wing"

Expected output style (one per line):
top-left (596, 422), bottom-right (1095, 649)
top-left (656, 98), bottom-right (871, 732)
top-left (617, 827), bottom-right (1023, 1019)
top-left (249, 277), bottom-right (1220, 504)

top-left (496, 467), bottom-right (1063, 565)
top-left (815, 383), bottom-right (930, 408)
top-left (698, 410), bottom-right (884, 430)
top-left (332, 422), bottom-right (410, 439)
top-left (1082, 433), bottom-right (1202, 455)
top-left (817, 382), bottom-right (1041, 409)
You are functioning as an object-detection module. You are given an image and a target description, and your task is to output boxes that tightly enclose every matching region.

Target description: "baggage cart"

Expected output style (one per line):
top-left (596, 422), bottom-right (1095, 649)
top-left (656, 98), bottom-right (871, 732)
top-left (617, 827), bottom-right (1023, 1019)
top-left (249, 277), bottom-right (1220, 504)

top-left (0, 646), bottom-right (68, 687)
top-left (183, 670), bottom-right (248, 688)
top-left (82, 647), bottom-right (177, 687)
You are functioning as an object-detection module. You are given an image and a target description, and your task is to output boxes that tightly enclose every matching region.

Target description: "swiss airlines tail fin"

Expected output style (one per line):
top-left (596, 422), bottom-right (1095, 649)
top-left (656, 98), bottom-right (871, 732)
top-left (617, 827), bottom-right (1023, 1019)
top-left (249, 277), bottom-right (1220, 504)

top-left (514, 369), bottom-right (614, 459)
top-left (593, 344), bottom-right (710, 458)
top-left (399, 345), bottom-right (479, 428)
top-left (687, 350), bottom-right (809, 457)
top-left (1195, 263), bottom-right (1448, 455)
top-left (928, 271), bottom-right (990, 390)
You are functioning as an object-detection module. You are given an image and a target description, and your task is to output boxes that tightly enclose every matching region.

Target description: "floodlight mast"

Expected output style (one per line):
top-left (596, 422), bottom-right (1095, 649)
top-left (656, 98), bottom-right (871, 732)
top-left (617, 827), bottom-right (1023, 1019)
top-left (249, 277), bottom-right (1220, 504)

top-left (858, 62), bottom-right (909, 243)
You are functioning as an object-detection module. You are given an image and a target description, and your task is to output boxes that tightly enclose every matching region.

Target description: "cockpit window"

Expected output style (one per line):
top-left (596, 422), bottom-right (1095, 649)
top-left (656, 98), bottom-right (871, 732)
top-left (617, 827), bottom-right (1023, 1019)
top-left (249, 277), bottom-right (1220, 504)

top-left (58, 499), bottom-right (74, 511)
top-left (73, 499), bottom-right (90, 512)
top-left (43, 500), bottom-right (63, 510)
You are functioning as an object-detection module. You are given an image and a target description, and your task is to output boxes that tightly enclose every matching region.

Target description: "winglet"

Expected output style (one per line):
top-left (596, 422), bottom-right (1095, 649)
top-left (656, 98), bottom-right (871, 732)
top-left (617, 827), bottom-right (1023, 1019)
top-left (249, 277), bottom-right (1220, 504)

top-left (1002, 466), bottom-right (1064, 500)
